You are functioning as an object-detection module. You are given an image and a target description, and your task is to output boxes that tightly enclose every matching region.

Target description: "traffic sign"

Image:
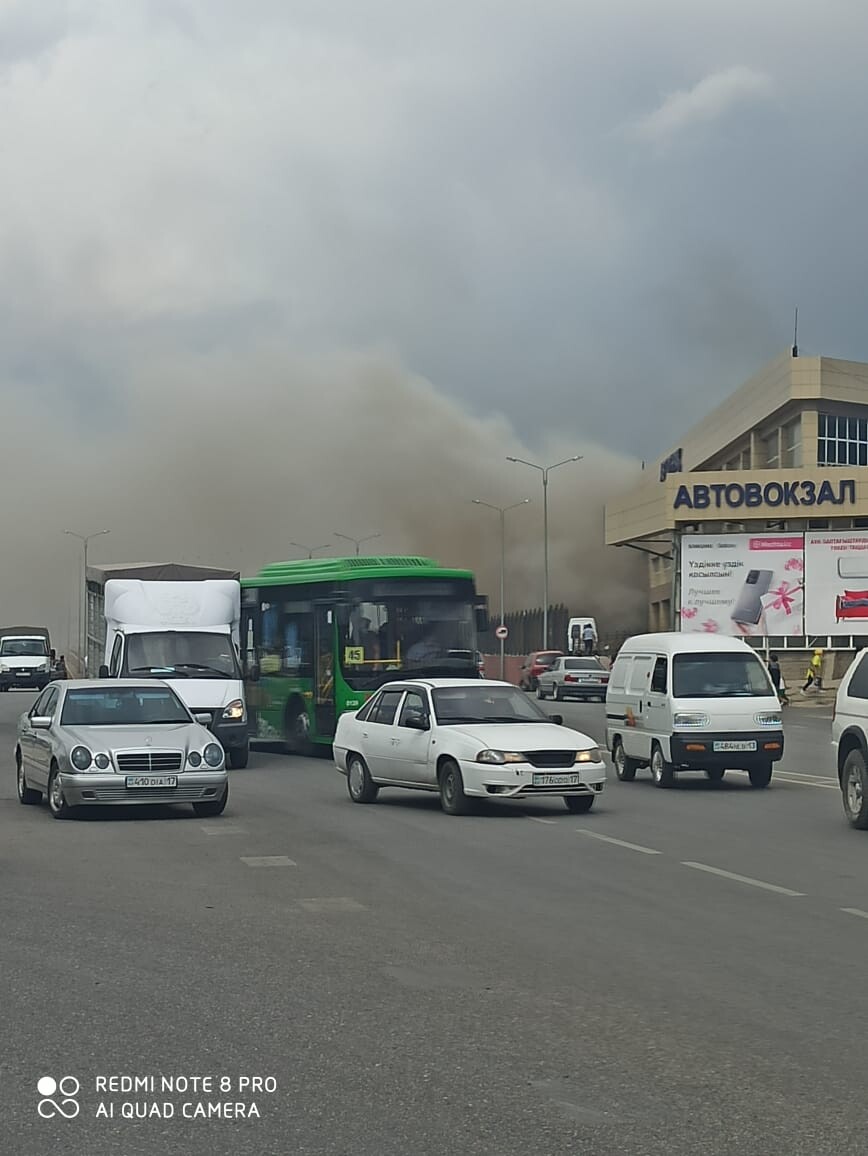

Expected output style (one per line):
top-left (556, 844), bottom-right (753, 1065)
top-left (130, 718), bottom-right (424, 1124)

top-left (495, 625), bottom-right (508, 640)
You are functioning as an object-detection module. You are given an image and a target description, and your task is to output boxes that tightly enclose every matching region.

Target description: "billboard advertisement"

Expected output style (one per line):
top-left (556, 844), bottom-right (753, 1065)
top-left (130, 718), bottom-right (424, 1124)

top-left (679, 535), bottom-right (804, 637)
top-left (804, 531), bottom-right (868, 636)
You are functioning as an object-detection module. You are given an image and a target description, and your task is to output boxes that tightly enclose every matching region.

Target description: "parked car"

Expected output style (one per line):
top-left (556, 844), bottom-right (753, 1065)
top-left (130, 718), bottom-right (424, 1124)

top-left (518, 650), bottom-right (564, 692)
top-left (537, 656), bottom-right (609, 701)
top-left (447, 650), bottom-right (486, 677)
top-left (832, 650), bottom-right (868, 827)
top-left (15, 680), bottom-right (230, 820)
top-left (333, 677), bottom-right (606, 815)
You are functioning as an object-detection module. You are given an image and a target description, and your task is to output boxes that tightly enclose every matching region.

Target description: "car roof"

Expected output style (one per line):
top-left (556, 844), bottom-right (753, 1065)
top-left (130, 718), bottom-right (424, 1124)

top-left (52, 679), bottom-right (173, 691)
top-left (616, 632), bottom-right (755, 656)
top-left (377, 677), bottom-right (514, 690)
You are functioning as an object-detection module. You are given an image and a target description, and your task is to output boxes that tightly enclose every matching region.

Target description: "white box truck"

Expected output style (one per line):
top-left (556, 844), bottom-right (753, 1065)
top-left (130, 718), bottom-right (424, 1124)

top-left (86, 563), bottom-right (249, 768)
top-left (0, 625), bottom-right (52, 691)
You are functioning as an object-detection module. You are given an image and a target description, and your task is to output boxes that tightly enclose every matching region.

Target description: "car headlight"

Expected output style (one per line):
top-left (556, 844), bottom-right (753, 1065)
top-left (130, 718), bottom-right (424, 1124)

top-left (188, 751), bottom-right (202, 768)
top-left (476, 750), bottom-right (526, 764)
top-left (222, 699), bottom-right (245, 721)
top-left (203, 743), bottom-right (224, 768)
top-left (673, 712), bottom-right (710, 728)
top-left (70, 746), bottom-right (92, 771)
top-left (0, 664), bottom-right (7, 673)
top-left (755, 712), bottom-right (782, 726)
top-left (575, 747), bottom-right (602, 763)
top-left (93, 753), bottom-right (111, 770)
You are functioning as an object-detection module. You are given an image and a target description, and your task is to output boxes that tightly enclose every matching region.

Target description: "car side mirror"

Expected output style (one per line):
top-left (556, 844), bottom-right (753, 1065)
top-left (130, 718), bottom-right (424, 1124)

top-left (550, 714), bottom-right (564, 726)
top-left (194, 713), bottom-right (212, 725)
top-left (98, 664), bottom-right (110, 679)
top-left (405, 713), bottom-right (430, 731)
top-left (30, 716), bottom-right (52, 730)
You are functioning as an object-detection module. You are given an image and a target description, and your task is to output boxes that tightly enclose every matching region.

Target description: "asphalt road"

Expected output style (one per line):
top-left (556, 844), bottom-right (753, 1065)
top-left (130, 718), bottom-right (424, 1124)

top-left (4, 690), bottom-right (868, 1155)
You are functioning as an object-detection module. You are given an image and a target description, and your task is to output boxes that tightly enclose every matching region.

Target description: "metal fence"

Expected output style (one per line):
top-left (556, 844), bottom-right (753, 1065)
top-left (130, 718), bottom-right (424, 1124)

top-left (479, 605), bottom-right (630, 658)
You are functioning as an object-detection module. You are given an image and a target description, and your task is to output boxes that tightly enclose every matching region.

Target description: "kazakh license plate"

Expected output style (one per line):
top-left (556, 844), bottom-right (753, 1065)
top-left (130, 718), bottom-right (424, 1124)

top-left (533, 773), bottom-right (581, 787)
top-left (712, 741), bottom-right (757, 752)
top-left (126, 776), bottom-right (178, 788)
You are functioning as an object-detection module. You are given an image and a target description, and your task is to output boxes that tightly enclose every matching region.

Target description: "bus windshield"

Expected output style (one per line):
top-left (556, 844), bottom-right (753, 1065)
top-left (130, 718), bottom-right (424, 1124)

top-left (340, 597), bottom-right (477, 689)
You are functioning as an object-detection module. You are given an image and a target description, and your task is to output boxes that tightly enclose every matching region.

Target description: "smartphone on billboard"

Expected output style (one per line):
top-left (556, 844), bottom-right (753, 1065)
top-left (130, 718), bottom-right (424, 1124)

top-left (730, 569), bottom-right (774, 625)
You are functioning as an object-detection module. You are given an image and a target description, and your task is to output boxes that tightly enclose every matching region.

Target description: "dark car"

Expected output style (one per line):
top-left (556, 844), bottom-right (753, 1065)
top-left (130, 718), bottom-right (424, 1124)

top-left (518, 650), bottom-right (564, 692)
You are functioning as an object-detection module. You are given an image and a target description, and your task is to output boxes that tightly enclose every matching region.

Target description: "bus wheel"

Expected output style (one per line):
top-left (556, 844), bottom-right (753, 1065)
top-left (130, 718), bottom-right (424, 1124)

top-left (284, 700), bottom-right (312, 756)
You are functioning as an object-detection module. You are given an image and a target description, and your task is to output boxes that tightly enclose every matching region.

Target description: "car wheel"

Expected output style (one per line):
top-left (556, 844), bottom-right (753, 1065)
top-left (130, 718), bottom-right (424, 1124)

top-left (536, 685), bottom-right (547, 699)
top-left (554, 686), bottom-right (564, 702)
top-left (347, 754), bottom-right (379, 804)
top-left (748, 762), bottom-right (773, 789)
top-left (564, 794), bottom-right (594, 814)
top-left (842, 749), bottom-right (868, 828)
top-left (16, 753), bottom-right (41, 805)
top-left (612, 739), bottom-right (638, 782)
top-left (47, 765), bottom-right (74, 820)
top-left (650, 744), bottom-right (674, 789)
top-left (193, 784), bottom-right (229, 817)
top-left (228, 743), bottom-right (249, 770)
top-left (705, 768), bottom-right (726, 784)
top-left (439, 759), bottom-right (474, 815)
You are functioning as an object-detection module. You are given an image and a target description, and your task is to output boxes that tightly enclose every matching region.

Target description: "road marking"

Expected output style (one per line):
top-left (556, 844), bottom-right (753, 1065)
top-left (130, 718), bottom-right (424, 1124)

top-left (841, 907), bottom-right (868, 920)
top-left (240, 856), bottom-right (297, 867)
top-left (576, 829), bottom-right (661, 855)
top-left (528, 817), bottom-right (557, 825)
top-left (201, 824), bottom-right (246, 835)
top-left (681, 861), bottom-right (804, 896)
top-left (774, 772), bottom-right (838, 791)
top-left (297, 897), bottom-right (366, 912)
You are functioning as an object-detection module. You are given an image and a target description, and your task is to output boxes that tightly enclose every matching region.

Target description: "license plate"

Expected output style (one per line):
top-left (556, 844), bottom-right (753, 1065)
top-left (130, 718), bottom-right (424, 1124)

top-left (125, 775), bottom-right (178, 788)
top-left (712, 741), bottom-right (757, 752)
top-left (533, 773), bottom-right (580, 786)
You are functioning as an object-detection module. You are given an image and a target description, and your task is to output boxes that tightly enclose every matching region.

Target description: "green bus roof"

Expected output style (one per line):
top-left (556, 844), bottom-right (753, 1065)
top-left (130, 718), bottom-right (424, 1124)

top-left (242, 555), bottom-right (475, 588)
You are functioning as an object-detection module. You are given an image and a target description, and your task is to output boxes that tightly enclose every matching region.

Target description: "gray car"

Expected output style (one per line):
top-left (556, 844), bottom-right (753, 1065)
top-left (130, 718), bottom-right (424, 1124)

top-left (536, 656), bottom-right (610, 702)
top-left (15, 679), bottom-right (230, 820)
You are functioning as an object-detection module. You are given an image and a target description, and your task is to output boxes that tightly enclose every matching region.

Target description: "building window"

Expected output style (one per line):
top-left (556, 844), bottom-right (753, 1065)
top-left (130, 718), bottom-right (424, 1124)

top-left (818, 413), bottom-right (868, 467)
top-left (763, 429), bottom-right (780, 469)
top-left (781, 417), bottom-right (802, 468)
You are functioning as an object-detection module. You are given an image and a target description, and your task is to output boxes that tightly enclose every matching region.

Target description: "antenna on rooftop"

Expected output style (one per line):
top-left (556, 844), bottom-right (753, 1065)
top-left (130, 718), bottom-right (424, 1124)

top-left (792, 306), bottom-right (798, 357)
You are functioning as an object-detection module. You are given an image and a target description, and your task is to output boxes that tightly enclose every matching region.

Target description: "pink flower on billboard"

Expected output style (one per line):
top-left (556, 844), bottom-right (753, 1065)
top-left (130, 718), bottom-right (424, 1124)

top-left (784, 557), bottom-right (803, 572)
top-left (701, 619), bottom-right (719, 633)
top-left (680, 606), bottom-right (698, 620)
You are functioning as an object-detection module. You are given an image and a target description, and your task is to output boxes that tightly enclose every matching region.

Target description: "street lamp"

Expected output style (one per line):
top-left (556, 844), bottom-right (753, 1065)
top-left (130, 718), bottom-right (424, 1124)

top-left (472, 498), bottom-right (531, 679)
top-left (290, 542), bottom-right (331, 559)
top-left (506, 455), bottom-right (583, 648)
top-left (64, 529), bottom-right (110, 674)
top-left (334, 532), bottom-right (381, 557)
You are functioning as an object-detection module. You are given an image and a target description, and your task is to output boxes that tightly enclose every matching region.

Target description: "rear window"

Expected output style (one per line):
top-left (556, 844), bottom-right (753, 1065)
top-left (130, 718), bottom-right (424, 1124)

top-left (672, 653), bottom-right (773, 698)
top-left (564, 658), bottom-right (601, 670)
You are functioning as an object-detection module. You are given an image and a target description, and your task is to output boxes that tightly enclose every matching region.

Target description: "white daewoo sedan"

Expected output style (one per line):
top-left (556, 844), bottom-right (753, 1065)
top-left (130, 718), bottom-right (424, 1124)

top-left (333, 678), bottom-right (606, 815)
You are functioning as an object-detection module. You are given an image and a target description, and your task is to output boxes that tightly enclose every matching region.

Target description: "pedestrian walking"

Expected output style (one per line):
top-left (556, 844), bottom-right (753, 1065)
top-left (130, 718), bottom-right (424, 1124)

top-left (582, 623), bottom-right (596, 656)
top-left (767, 653), bottom-right (788, 705)
top-left (801, 648), bottom-right (823, 694)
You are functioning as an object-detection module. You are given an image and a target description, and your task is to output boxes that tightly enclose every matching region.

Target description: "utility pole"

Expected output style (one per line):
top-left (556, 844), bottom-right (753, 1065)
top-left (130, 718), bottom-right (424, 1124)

top-left (334, 532), bottom-right (381, 557)
top-left (64, 529), bottom-right (110, 673)
top-left (471, 499), bottom-right (531, 678)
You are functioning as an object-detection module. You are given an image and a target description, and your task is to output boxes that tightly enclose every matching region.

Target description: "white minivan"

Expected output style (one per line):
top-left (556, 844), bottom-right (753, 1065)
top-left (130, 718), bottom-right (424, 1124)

top-left (605, 633), bottom-right (783, 789)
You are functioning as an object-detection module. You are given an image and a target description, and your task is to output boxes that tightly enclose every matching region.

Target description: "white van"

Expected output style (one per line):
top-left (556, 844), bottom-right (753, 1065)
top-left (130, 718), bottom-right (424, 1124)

top-left (605, 632), bottom-right (783, 789)
top-left (567, 617), bottom-right (598, 654)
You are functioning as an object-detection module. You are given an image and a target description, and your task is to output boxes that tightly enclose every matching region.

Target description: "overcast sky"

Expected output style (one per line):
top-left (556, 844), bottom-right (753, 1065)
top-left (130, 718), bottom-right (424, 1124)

top-left (3, 0), bottom-right (867, 459)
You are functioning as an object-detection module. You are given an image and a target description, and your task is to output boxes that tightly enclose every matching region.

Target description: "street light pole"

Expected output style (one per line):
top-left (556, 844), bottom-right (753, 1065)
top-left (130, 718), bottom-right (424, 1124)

top-left (289, 542), bottom-right (331, 559)
top-left (334, 532), bottom-right (381, 557)
top-left (506, 455), bottom-right (582, 649)
top-left (472, 498), bottom-right (530, 679)
top-left (64, 529), bottom-right (110, 674)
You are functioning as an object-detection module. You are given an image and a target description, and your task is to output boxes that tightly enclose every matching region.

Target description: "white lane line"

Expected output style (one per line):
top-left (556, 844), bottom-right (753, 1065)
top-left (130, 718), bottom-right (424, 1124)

top-left (528, 817), bottom-right (557, 825)
top-left (774, 772), bottom-right (838, 791)
top-left (681, 861), bottom-right (804, 897)
top-left (201, 824), bottom-right (246, 835)
top-left (841, 907), bottom-right (868, 920)
top-left (240, 856), bottom-right (297, 867)
top-left (297, 898), bottom-right (367, 912)
top-left (576, 829), bottom-right (661, 855)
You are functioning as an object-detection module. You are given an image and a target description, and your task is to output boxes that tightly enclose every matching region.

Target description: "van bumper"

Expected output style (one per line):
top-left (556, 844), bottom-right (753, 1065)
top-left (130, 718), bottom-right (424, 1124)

top-left (670, 731), bottom-right (784, 769)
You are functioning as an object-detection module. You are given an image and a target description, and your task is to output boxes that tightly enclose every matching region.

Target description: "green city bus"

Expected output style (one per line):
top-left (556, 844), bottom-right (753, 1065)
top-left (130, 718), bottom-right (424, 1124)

top-left (241, 556), bottom-right (489, 752)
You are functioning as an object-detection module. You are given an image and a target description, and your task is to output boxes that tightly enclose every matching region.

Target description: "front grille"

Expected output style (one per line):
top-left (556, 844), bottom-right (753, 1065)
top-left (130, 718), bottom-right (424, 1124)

top-left (115, 751), bottom-right (184, 773)
top-left (86, 786), bottom-right (215, 802)
top-left (522, 750), bottom-right (577, 768)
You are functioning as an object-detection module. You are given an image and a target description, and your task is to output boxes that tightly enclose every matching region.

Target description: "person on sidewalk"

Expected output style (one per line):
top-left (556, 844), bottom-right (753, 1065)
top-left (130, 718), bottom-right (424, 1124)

top-left (768, 653), bottom-right (788, 705)
top-left (801, 648), bottom-right (824, 694)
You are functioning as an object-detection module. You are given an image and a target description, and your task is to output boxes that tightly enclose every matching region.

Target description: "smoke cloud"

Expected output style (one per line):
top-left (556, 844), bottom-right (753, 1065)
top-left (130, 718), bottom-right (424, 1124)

top-left (2, 344), bottom-right (645, 654)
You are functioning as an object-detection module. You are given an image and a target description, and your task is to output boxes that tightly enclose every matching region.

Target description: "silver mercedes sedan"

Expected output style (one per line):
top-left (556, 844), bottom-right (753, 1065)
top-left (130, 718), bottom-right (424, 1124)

top-left (15, 680), bottom-right (230, 820)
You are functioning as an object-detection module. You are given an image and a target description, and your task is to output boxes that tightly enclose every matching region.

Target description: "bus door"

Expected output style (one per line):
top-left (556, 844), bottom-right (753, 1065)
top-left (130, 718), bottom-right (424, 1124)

top-left (314, 603), bottom-right (337, 737)
top-left (240, 591), bottom-right (260, 736)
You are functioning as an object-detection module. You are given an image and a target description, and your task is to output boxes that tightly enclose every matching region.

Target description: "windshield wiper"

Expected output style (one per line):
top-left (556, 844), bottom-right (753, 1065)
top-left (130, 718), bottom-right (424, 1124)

top-left (173, 663), bottom-right (231, 677)
top-left (128, 666), bottom-right (189, 677)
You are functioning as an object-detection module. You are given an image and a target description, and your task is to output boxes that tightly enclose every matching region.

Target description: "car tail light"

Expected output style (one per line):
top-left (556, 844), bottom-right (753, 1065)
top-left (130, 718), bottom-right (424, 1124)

top-left (565, 675), bottom-right (577, 682)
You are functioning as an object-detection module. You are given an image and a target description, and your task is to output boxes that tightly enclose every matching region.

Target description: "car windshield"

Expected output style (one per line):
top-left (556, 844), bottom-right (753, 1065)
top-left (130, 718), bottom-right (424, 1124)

top-left (61, 687), bottom-right (192, 726)
top-left (124, 631), bottom-right (239, 678)
top-left (672, 653), bottom-right (774, 698)
top-left (563, 658), bottom-right (602, 670)
top-left (432, 686), bottom-right (554, 724)
top-left (1, 638), bottom-right (47, 656)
